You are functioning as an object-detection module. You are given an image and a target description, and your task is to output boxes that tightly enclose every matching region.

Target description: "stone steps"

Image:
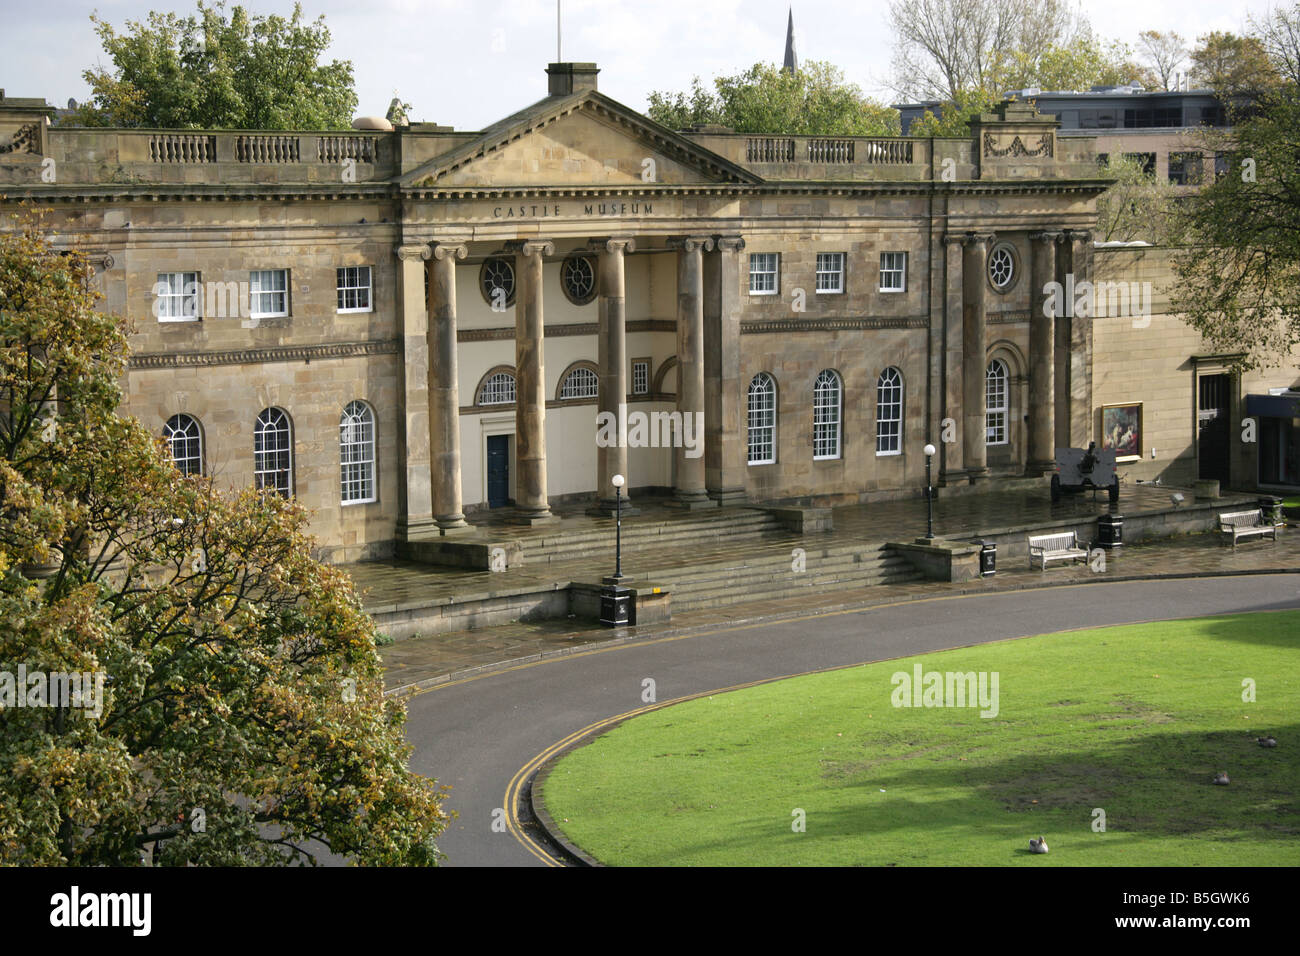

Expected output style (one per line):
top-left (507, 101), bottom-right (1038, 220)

top-left (516, 508), bottom-right (789, 565)
top-left (659, 546), bottom-right (923, 611)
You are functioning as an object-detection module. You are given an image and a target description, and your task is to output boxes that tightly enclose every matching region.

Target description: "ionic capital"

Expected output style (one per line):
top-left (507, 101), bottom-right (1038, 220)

top-left (1062, 229), bottom-right (1093, 244)
top-left (589, 237), bottom-right (636, 256)
top-left (396, 244), bottom-right (432, 262)
top-left (668, 236), bottom-right (715, 254)
top-left (1028, 230), bottom-right (1064, 243)
top-left (430, 241), bottom-right (468, 262)
top-left (506, 239), bottom-right (556, 258)
top-left (714, 236), bottom-right (746, 253)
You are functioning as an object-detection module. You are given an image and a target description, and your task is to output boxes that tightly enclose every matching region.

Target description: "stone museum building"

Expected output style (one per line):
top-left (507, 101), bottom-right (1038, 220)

top-left (2, 63), bottom-right (1297, 564)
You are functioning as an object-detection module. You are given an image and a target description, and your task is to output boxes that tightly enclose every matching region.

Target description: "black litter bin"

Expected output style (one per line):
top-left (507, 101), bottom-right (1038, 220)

top-left (599, 584), bottom-right (631, 627)
top-left (973, 540), bottom-right (996, 576)
top-left (1258, 495), bottom-right (1283, 526)
top-left (1097, 513), bottom-right (1124, 549)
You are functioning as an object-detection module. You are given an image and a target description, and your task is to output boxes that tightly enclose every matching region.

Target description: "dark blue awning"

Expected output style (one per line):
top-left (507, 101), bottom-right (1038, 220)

top-left (1246, 393), bottom-right (1300, 419)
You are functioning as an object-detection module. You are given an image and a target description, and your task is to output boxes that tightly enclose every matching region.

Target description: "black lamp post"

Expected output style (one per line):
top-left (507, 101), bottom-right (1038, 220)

top-left (923, 442), bottom-right (936, 539)
top-left (612, 473), bottom-right (625, 581)
top-left (599, 474), bottom-right (631, 627)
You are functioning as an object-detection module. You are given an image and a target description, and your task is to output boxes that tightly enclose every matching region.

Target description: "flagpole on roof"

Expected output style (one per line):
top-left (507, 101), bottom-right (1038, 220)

top-left (557, 0), bottom-right (562, 62)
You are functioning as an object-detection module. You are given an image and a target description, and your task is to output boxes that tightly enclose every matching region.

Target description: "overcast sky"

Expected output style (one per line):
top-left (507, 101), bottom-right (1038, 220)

top-left (1, 0), bottom-right (1278, 129)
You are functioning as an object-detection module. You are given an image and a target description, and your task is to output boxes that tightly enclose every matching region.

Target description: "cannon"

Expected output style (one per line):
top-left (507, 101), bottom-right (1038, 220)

top-left (1052, 442), bottom-right (1119, 504)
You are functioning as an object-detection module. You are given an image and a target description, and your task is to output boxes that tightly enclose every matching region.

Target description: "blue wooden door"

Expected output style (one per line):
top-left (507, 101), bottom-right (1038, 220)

top-left (487, 435), bottom-right (509, 508)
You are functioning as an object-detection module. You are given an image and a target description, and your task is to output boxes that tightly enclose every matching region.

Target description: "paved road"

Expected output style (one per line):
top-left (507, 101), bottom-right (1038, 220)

top-left (402, 575), bottom-right (1300, 867)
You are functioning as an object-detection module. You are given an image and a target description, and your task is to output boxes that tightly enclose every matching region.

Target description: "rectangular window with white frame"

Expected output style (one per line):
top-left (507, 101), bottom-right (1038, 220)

top-left (749, 253), bottom-right (779, 295)
top-left (815, 253), bottom-right (845, 293)
top-left (155, 271), bottom-right (201, 322)
top-left (336, 266), bottom-right (373, 313)
top-left (631, 359), bottom-right (650, 396)
top-left (250, 269), bottom-right (288, 318)
top-left (879, 252), bottom-right (907, 292)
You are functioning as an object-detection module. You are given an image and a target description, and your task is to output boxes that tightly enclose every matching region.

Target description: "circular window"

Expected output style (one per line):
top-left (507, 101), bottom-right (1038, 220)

top-left (480, 257), bottom-right (516, 309)
top-left (561, 256), bottom-right (597, 306)
top-left (988, 244), bottom-right (1016, 292)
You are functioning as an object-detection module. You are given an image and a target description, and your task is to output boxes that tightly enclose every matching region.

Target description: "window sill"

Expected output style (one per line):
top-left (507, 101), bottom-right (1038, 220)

top-left (337, 307), bottom-right (374, 315)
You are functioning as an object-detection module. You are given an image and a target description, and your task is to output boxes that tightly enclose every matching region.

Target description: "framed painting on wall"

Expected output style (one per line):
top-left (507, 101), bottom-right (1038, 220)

top-left (1101, 403), bottom-right (1143, 462)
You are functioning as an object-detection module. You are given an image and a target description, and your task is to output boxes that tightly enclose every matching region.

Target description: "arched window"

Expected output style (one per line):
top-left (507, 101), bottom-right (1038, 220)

top-left (163, 414), bottom-right (203, 476)
top-left (478, 371), bottom-right (516, 406)
top-left (748, 373), bottom-right (776, 465)
top-left (254, 407), bottom-right (293, 497)
top-left (558, 366), bottom-right (599, 400)
top-left (340, 401), bottom-right (376, 504)
top-left (813, 369), bottom-right (842, 460)
top-left (876, 368), bottom-right (903, 455)
top-left (986, 360), bottom-right (1009, 446)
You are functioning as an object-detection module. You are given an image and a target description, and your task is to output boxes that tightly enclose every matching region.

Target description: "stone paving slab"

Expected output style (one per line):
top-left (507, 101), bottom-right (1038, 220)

top-left (378, 527), bottom-right (1300, 695)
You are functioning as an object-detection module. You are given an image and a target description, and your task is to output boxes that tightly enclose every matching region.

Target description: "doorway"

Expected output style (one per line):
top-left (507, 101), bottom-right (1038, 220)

top-left (1198, 374), bottom-right (1230, 483)
top-left (486, 434), bottom-right (510, 508)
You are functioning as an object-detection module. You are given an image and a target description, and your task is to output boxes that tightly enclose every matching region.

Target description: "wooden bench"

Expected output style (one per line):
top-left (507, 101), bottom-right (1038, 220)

top-left (1027, 531), bottom-right (1089, 570)
top-left (1218, 509), bottom-right (1278, 548)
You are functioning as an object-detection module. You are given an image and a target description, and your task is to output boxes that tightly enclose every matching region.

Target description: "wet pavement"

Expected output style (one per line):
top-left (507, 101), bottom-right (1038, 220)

top-left (373, 514), bottom-right (1298, 694)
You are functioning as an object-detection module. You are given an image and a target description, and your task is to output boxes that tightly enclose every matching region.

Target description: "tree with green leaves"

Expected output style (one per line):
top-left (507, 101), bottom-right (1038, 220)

top-left (1094, 154), bottom-right (1185, 245)
top-left (67, 1), bottom-right (357, 130)
top-left (647, 61), bottom-right (900, 136)
top-left (0, 212), bottom-right (448, 864)
top-left (1173, 6), bottom-right (1300, 370)
top-left (1189, 31), bottom-right (1281, 95)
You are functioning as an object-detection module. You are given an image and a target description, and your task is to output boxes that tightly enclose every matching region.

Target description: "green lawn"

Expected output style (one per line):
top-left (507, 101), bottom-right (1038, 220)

top-left (542, 612), bottom-right (1300, 866)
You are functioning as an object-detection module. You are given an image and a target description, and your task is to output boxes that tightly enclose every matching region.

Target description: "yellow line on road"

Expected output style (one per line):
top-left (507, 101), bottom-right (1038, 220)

top-left (500, 598), bottom-right (1300, 865)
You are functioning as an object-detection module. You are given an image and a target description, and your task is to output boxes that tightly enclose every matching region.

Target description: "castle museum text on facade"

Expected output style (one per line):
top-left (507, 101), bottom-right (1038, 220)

top-left (2, 63), bottom-right (1296, 564)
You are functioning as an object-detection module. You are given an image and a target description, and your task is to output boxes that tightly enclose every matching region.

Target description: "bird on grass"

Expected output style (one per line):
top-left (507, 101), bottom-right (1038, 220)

top-left (1029, 836), bottom-right (1049, 854)
top-left (1258, 735), bottom-right (1277, 748)
top-left (1213, 771), bottom-right (1230, 785)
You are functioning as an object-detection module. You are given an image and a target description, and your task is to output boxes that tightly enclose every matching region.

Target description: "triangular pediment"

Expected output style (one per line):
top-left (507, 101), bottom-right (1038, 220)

top-left (401, 91), bottom-right (760, 189)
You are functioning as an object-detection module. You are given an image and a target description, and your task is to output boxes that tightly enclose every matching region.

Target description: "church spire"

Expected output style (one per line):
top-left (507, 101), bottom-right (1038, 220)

top-left (782, 7), bottom-right (798, 74)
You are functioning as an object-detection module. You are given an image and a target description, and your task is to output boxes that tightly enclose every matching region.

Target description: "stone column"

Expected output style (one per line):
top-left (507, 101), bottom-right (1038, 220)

top-left (395, 243), bottom-right (436, 540)
top-left (590, 237), bottom-right (636, 515)
top-left (1066, 230), bottom-right (1095, 449)
top-left (705, 236), bottom-right (748, 505)
top-left (428, 241), bottom-right (470, 532)
top-left (939, 235), bottom-right (966, 485)
top-left (1028, 231), bottom-right (1061, 475)
top-left (669, 236), bottom-right (716, 509)
top-left (961, 232), bottom-right (994, 483)
top-left (1053, 234), bottom-right (1073, 450)
top-left (511, 239), bottom-right (557, 524)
